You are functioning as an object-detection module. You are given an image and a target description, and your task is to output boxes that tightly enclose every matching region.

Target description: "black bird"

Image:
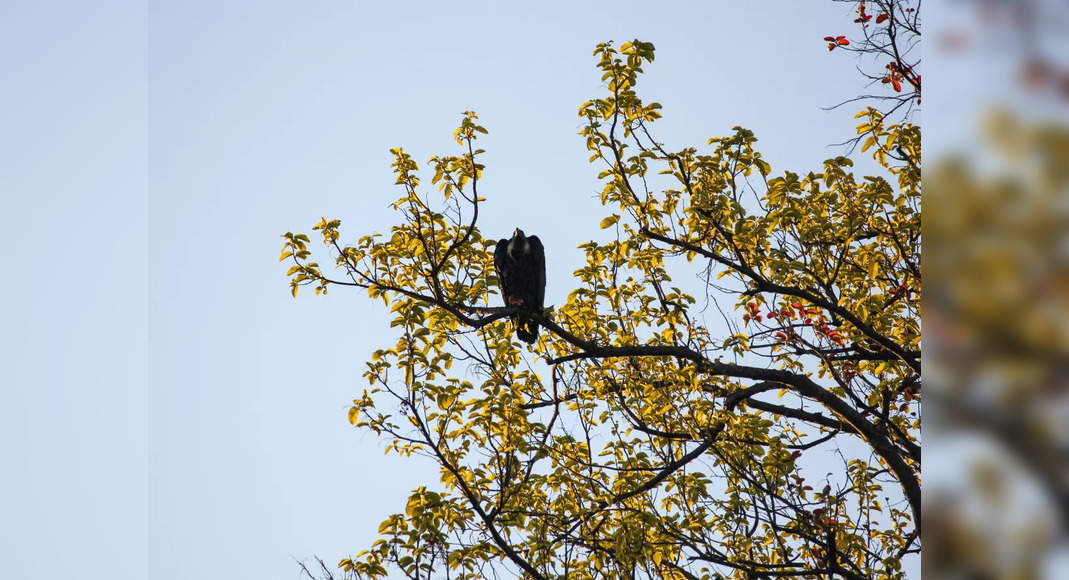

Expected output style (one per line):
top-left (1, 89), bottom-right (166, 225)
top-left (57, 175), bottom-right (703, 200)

top-left (494, 228), bottom-right (546, 343)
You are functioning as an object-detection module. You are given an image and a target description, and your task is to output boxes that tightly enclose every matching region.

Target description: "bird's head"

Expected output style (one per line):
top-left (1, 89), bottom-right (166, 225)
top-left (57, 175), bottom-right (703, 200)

top-left (508, 228), bottom-right (529, 257)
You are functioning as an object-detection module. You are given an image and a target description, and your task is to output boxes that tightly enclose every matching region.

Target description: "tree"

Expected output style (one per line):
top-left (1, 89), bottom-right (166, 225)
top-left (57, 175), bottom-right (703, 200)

top-left (282, 36), bottom-right (920, 580)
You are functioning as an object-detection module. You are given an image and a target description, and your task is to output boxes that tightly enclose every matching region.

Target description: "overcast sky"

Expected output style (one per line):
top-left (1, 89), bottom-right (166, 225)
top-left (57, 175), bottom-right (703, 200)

top-left (2, 2), bottom-right (894, 578)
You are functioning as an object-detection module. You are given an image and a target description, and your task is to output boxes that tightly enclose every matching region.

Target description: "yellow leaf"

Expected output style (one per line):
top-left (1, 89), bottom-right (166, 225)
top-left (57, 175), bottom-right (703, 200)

top-left (755, 159), bottom-right (771, 176)
top-left (437, 393), bottom-right (456, 409)
top-left (347, 407), bottom-right (359, 425)
top-left (600, 215), bottom-right (620, 229)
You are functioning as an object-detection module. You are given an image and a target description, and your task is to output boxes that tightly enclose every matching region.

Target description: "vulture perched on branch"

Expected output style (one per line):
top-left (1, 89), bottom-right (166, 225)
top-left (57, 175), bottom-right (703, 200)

top-left (494, 228), bottom-right (546, 343)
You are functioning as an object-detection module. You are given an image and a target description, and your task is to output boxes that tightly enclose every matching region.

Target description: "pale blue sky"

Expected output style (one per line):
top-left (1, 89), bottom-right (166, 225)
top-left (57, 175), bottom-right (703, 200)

top-left (3, 2), bottom-right (886, 578)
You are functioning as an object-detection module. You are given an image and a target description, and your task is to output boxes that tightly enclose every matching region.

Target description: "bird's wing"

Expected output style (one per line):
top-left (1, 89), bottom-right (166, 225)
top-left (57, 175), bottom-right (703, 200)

top-left (493, 238), bottom-right (512, 302)
top-left (528, 235), bottom-right (546, 311)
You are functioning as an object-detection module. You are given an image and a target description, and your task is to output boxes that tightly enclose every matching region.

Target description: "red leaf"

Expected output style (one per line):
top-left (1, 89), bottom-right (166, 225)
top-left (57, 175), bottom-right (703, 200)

top-left (824, 36), bottom-right (835, 41)
top-left (837, 37), bottom-right (850, 46)
top-left (892, 77), bottom-right (902, 92)
top-left (876, 13), bottom-right (889, 23)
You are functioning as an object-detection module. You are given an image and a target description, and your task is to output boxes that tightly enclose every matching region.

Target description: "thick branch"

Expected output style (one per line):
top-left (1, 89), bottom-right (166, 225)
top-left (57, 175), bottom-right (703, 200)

top-left (640, 227), bottom-right (920, 374)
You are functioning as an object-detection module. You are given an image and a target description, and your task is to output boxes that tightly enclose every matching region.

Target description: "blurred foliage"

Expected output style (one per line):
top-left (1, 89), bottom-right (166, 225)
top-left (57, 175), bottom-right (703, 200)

top-left (921, 0), bottom-right (1069, 575)
top-left (283, 41), bottom-right (920, 579)
top-left (925, 109), bottom-right (1069, 578)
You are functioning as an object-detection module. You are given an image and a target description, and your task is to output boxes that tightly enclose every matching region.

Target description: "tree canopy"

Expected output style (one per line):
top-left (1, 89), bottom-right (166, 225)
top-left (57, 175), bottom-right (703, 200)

top-left (283, 34), bottom-right (920, 580)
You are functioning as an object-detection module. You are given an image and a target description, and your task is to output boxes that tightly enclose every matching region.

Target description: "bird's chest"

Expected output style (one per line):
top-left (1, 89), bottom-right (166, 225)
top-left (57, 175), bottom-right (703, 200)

top-left (507, 239), bottom-right (529, 259)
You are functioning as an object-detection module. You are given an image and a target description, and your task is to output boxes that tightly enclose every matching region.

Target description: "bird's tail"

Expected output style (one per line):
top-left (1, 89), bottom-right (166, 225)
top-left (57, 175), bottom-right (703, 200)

top-left (515, 315), bottom-right (539, 344)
